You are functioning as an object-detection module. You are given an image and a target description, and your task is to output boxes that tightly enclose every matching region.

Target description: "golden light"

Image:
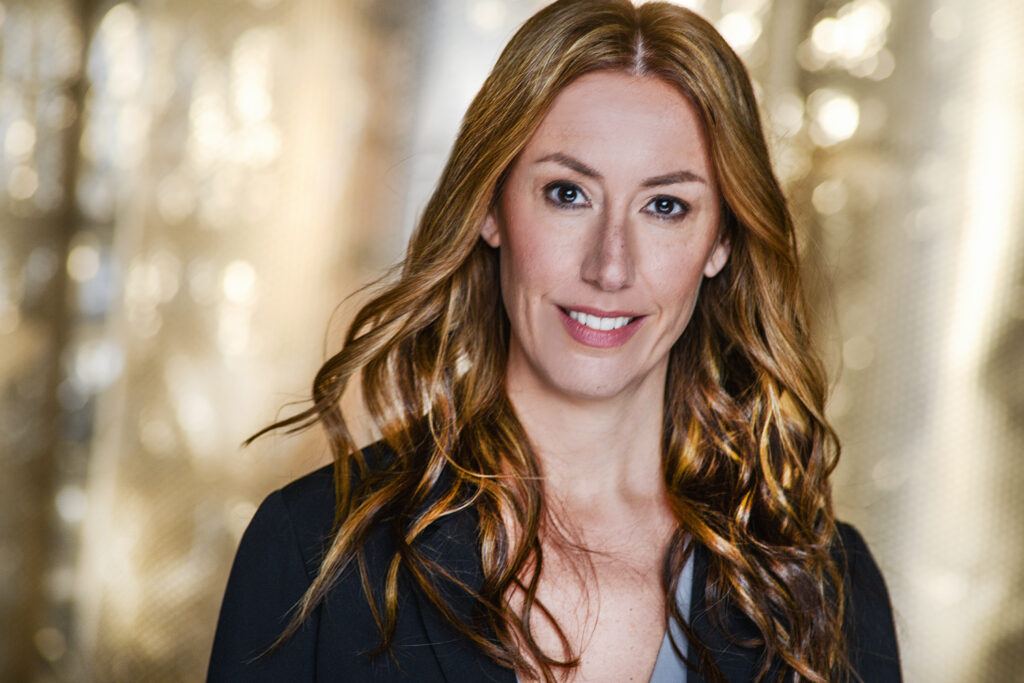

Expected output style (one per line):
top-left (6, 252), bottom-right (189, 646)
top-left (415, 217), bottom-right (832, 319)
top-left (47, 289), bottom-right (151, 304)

top-left (3, 119), bottom-right (35, 159)
top-left (221, 260), bottom-right (257, 304)
top-left (3, 2), bottom-right (1023, 681)
top-left (812, 178), bottom-right (849, 215)
top-left (808, 89), bottom-right (860, 146)
top-left (717, 12), bottom-right (762, 53)
top-left (67, 244), bottom-right (101, 283)
top-left (808, 0), bottom-right (892, 74)
top-left (95, 3), bottom-right (143, 100)
top-left (469, 0), bottom-right (507, 33)
top-left (7, 165), bottom-right (38, 199)
top-left (231, 29), bottom-right (275, 124)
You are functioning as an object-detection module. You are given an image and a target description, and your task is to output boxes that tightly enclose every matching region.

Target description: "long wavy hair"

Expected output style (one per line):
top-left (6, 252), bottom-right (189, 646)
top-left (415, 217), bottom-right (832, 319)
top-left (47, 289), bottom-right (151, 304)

top-left (254, 1), bottom-right (846, 681)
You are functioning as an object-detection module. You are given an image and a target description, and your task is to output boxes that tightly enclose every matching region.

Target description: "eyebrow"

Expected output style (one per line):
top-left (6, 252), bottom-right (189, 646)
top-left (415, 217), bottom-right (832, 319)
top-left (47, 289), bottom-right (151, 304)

top-left (536, 152), bottom-right (600, 178)
top-left (641, 170), bottom-right (707, 187)
top-left (535, 152), bottom-right (707, 187)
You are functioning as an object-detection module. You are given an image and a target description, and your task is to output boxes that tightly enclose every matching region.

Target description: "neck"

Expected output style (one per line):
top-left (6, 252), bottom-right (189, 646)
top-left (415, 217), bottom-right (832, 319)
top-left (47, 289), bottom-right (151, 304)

top-left (505, 370), bottom-right (667, 510)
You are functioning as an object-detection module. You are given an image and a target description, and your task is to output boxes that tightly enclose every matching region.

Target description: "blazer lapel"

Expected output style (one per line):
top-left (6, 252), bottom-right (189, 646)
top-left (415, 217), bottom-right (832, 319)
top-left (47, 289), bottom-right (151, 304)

top-left (412, 505), bottom-right (517, 683)
top-left (410, 504), bottom-right (767, 683)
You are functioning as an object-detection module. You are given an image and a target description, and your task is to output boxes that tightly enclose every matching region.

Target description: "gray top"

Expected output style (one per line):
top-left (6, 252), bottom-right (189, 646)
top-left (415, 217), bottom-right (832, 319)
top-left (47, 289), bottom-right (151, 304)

top-left (516, 551), bottom-right (694, 682)
top-left (648, 549), bottom-right (694, 683)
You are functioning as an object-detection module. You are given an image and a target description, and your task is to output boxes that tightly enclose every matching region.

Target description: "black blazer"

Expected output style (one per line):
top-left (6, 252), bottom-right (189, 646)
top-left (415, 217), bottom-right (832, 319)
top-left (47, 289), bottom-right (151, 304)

top-left (208, 452), bottom-right (901, 682)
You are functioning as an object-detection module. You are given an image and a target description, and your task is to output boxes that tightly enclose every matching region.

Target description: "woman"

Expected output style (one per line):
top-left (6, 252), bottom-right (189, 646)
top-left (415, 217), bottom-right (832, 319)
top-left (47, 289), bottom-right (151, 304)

top-left (208, 1), bottom-right (900, 681)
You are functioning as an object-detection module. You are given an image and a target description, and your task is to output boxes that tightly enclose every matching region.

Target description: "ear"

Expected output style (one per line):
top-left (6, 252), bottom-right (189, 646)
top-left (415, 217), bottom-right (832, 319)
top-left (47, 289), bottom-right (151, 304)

top-left (703, 236), bottom-right (730, 278)
top-left (480, 208), bottom-right (501, 247)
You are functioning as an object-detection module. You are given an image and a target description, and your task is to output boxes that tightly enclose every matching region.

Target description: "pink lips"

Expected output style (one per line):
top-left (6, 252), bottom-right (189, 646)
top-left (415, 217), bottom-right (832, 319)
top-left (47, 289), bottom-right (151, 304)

top-left (557, 306), bottom-right (645, 348)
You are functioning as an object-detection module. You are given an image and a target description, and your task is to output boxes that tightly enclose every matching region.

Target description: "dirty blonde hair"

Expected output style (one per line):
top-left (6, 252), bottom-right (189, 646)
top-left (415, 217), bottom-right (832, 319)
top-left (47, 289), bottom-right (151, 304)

top-left (257, 1), bottom-right (846, 680)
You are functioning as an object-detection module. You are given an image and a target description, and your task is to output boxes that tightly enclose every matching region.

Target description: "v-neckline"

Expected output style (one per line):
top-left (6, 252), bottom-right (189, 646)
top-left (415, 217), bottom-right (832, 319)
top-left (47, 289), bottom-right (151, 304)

top-left (409, 499), bottom-right (763, 683)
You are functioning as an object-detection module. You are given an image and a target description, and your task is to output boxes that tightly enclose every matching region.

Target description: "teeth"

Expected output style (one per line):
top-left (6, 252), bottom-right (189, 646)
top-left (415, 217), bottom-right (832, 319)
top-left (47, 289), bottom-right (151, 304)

top-left (567, 309), bottom-right (633, 331)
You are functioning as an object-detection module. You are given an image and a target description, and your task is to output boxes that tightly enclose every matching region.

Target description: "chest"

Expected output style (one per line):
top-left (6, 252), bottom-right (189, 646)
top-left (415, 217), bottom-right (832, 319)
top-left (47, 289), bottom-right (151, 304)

top-left (510, 539), bottom-right (670, 682)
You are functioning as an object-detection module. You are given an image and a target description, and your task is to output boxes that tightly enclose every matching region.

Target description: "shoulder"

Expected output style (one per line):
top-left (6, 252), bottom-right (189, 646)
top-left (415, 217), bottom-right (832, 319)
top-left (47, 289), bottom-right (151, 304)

top-left (262, 441), bottom-right (398, 575)
top-left (208, 443), bottom-right (402, 680)
top-left (833, 521), bottom-right (902, 681)
top-left (834, 521), bottom-right (875, 561)
top-left (206, 464), bottom-right (335, 680)
top-left (272, 461), bottom-right (334, 567)
top-left (274, 439), bottom-right (396, 509)
top-left (833, 522), bottom-right (894, 614)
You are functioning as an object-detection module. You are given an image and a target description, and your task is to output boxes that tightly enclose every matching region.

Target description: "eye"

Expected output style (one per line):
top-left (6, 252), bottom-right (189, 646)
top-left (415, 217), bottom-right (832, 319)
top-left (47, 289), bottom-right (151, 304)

top-left (544, 182), bottom-right (590, 208)
top-left (643, 195), bottom-right (690, 220)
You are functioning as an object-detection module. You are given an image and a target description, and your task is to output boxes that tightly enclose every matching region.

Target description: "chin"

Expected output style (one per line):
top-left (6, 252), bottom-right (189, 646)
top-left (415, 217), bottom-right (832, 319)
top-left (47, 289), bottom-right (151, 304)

top-left (539, 364), bottom-right (646, 403)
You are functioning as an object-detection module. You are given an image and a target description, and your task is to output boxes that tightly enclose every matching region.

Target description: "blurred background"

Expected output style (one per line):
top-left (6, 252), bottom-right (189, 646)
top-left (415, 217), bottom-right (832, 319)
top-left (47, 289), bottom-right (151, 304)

top-left (0, 0), bottom-right (1021, 680)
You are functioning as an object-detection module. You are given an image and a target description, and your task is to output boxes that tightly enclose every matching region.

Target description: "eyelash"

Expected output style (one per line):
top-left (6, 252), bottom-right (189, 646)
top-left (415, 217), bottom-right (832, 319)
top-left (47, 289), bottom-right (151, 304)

top-left (643, 195), bottom-right (690, 221)
top-left (544, 181), bottom-right (590, 208)
top-left (543, 182), bottom-right (690, 222)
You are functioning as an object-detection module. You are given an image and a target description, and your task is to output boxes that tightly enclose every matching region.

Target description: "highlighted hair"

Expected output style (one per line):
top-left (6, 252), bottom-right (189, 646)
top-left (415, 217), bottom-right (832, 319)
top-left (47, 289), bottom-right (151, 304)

top-left (255, 1), bottom-right (846, 680)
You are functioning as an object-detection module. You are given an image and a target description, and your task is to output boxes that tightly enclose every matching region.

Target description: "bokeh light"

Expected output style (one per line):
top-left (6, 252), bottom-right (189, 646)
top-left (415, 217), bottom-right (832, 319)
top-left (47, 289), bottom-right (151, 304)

top-left (1, 2), bottom-right (1022, 682)
top-left (808, 88), bottom-right (860, 145)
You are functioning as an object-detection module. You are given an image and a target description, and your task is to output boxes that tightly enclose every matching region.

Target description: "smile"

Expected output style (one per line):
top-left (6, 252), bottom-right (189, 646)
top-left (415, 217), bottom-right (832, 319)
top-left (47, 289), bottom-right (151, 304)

top-left (557, 306), bottom-right (645, 349)
top-left (565, 309), bottom-right (635, 331)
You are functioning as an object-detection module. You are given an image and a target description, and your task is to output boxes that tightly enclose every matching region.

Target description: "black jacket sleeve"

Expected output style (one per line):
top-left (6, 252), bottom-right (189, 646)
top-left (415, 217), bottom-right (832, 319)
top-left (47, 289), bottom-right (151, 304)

top-left (207, 490), bottom-right (318, 682)
top-left (838, 523), bottom-right (902, 682)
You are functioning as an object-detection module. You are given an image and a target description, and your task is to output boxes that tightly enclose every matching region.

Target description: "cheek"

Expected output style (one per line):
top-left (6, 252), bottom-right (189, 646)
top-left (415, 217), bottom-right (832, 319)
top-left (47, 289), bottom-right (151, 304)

top-left (647, 246), bottom-right (711, 320)
top-left (500, 243), bottom-right (560, 311)
top-left (498, 220), bottom-right (572, 302)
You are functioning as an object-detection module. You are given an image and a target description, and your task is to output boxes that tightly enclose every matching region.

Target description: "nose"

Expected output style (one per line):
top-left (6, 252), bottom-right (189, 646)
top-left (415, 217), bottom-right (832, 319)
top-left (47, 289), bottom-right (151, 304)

top-left (580, 212), bottom-right (634, 291)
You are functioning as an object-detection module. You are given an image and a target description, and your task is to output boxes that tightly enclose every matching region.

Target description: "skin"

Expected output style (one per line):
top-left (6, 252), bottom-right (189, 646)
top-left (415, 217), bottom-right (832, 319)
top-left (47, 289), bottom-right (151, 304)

top-left (480, 71), bottom-right (729, 681)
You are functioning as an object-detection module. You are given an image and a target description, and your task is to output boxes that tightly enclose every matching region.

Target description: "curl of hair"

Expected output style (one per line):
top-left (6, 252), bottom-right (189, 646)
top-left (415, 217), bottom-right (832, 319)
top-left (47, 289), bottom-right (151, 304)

top-left (253, 1), bottom-right (846, 681)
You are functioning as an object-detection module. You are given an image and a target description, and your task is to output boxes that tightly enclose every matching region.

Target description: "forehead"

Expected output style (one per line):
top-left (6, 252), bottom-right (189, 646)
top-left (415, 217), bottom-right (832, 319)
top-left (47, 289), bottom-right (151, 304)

top-left (521, 70), bottom-right (712, 176)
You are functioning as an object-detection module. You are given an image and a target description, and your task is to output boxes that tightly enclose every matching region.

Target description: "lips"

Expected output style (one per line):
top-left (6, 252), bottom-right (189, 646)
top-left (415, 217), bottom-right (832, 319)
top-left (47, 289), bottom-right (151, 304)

top-left (557, 306), bottom-right (645, 348)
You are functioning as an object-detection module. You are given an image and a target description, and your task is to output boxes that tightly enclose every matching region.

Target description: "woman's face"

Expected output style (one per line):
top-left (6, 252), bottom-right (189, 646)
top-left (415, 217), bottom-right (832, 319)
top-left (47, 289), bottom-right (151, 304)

top-left (481, 70), bottom-right (729, 404)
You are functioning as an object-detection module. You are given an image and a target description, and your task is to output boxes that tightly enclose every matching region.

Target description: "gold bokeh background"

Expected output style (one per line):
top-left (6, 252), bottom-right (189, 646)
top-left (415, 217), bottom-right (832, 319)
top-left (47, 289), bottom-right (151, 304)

top-left (1, 0), bottom-right (1021, 681)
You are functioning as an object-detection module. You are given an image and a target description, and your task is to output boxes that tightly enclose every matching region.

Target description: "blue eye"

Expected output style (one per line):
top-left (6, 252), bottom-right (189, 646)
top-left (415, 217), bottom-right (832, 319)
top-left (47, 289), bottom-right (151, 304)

top-left (545, 182), bottom-right (589, 207)
top-left (644, 195), bottom-right (689, 220)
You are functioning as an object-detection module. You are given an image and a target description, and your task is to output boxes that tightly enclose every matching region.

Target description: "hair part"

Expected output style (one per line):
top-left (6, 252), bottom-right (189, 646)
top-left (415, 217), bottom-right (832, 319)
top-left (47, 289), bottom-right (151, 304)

top-left (254, 2), bottom-right (847, 681)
